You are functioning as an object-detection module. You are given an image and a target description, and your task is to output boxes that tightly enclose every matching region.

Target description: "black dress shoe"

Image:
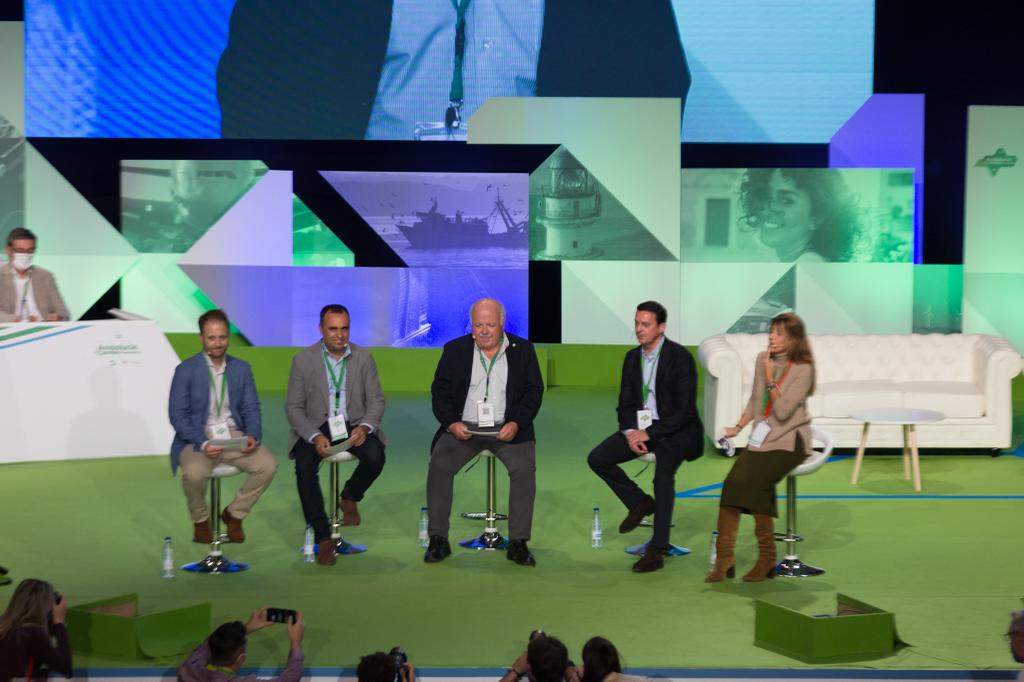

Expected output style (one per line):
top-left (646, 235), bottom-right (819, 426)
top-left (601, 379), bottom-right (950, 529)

top-left (619, 495), bottom-right (656, 534)
top-left (423, 535), bottom-right (452, 563)
top-left (631, 544), bottom-right (666, 573)
top-left (506, 539), bottom-right (536, 567)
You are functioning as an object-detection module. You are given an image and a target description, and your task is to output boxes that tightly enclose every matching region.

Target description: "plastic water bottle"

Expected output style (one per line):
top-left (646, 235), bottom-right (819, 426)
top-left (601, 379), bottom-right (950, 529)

top-left (302, 526), bottom-right (315, 563)
top-left (161, 537), bottom-right (174, 579)
top-left (591, 507), bottom-right (603, 548)
top-left (418, 507), bottom-right (429, 548)
top-left (708, 530), bottom-right (719, 568)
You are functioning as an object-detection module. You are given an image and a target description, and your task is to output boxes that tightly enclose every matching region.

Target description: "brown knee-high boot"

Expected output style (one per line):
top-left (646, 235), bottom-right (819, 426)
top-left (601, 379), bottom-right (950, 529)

top-left (742, 513), bottom-right (777, 581)
top-left (704, 505), bottom-right (741, 582)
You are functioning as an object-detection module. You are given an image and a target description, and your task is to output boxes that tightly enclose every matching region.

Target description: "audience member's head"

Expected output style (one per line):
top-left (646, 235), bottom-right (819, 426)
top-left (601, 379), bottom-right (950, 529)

top-left (208, 621), bottom-right (247, 669)
top-left (357, 651), bottom-right (398, 682)
top-left (0, 578), bottom-right (57, 637)
top-left (528, 635), bottom-right (569, 682)
top-left (581, 636), bottom-right (621, 682)
top-left (1009, 610), bottom-right (1024, 663)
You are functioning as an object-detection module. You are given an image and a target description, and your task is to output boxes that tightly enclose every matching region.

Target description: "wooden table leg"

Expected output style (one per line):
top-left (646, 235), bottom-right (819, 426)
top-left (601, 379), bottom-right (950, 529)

top-left (851, 422), bottom-right (870, 484)
top-left (910, 425), bottom-right (923, 492)
top-left (902, 424), bottom-right (911, 480)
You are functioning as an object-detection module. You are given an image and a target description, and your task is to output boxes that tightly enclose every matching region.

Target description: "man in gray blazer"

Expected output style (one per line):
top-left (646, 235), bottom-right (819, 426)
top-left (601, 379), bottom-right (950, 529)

top-left (0, 227), bottom-right (69, 322)
top-left (285, 304), bottom-right (386, 566)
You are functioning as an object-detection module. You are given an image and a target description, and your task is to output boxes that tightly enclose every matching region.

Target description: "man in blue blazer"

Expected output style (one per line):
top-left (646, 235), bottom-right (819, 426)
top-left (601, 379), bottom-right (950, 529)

top-left (424, 298), bottom-right (544, 566)
top-left (587, 300), bottom-right (704, 573)
top-left (169, 309), bottom-right (278, 544)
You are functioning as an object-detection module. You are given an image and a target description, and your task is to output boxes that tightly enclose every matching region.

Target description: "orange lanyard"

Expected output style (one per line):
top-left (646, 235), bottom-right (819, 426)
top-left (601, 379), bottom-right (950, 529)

top-left (761, 361), bottom-right (793, 419)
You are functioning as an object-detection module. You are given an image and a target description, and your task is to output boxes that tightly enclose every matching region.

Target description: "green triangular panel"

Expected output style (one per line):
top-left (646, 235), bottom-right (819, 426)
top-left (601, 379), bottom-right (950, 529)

top-left (964, 272), bottom-right (1024, 354)
top-left (726, 267), bottom-right (796, 333)
top-left (678, 262), bottom-right (793, 344)
top-left (529, 145), bottom-right (676, 262)
top-left (798, 263), bottom-right (913, 334)
top-left (292, 195), bottom-right (354, 267)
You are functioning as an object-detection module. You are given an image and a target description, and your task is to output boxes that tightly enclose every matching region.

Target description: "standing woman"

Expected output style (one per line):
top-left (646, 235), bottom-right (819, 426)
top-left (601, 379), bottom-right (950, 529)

top-left (706, 312), bottom-right (815, 582)
top-left (0, 579), bottom-right (72, 680)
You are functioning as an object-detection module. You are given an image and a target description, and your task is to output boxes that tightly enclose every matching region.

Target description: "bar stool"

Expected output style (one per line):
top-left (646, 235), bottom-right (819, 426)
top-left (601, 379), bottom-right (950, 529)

top-left (776, 427), bottom-right (833, 577)
top-left (459, 450), bottom-right (508, 550)
top-left (322, 448), bottom-right (367, 555)
top-left (183, 464), bottom-right (249, 573)
top-left (624, 452), bottom-right (690, 557)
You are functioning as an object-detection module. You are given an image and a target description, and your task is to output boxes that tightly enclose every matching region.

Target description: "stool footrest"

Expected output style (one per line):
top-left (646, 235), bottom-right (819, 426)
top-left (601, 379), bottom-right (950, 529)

top-left (460, 511), bottom-right (509, 521)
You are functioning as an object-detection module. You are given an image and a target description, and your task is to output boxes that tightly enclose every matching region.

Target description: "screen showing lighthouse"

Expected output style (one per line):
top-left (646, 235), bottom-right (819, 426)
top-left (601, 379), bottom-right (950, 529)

top-left (322, 171), bottom-right (529, 270)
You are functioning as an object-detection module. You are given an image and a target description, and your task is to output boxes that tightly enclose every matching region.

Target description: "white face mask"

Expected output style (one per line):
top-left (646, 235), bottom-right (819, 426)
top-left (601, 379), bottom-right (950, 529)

top-left (10, 252), bottom-right (33, 271)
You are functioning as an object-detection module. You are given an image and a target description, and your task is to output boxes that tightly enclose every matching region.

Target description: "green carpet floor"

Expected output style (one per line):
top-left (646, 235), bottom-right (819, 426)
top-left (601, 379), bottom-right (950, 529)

top-left (2, 386), bottom-right (1023, 671)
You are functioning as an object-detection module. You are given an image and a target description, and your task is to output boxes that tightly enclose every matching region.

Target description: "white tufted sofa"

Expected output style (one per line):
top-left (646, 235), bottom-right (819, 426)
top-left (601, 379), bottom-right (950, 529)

top-left (698, 334), bottom-right (1023, 450)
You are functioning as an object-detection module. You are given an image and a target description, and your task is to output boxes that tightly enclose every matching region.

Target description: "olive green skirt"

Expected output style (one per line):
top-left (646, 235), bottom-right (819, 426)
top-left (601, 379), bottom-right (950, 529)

top-left (719, 438), bottom-right (806, 517)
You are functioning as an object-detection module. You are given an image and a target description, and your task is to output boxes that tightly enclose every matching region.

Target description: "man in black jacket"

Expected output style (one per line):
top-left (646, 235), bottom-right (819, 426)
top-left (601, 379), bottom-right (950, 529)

top-left (424, 298), bottom-right (544, 566)
top-left (587, 300), bottom-right (704, 572)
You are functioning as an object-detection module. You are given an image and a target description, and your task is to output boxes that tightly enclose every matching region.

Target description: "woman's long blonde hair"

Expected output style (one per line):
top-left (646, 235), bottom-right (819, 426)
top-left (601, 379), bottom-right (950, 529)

top-left (0, 579), bottom-right (54, 638)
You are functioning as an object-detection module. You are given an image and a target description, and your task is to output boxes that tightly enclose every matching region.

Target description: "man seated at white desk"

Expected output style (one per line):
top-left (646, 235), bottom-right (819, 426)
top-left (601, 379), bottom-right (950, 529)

top-left (0, 227), bottom-right (69, 322)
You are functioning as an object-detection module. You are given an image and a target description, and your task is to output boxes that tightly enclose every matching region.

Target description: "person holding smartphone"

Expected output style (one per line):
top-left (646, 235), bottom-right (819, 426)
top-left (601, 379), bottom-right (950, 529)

top-left (706, 312), bottom-right (815, 583)
top-left (0, 578), bottom-right (72, 680)
top-left (178, 607), bottom-right (304, 682)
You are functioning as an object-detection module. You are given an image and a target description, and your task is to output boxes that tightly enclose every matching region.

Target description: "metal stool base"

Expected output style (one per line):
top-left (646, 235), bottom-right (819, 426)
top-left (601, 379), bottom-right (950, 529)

top-left (776, 556), bottom-right (825, 577)
top-left (460, 511), bottom-right (509, 521)
top-left (624, 540), bottom-right (690, 557)
top-left (460, 531), bottom-right (508, 550)
top-left (183, 554), bottom-right (249, 573)
top-left (314, 539), bottom-right (367, 556)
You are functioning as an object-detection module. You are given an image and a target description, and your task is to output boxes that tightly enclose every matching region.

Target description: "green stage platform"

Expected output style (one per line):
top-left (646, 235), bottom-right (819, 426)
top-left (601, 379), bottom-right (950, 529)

top-left (1, 348), bottom-right (1022, 673)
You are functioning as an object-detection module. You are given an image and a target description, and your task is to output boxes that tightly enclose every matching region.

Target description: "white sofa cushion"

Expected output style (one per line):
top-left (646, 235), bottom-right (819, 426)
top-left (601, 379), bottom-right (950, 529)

top-left (896, 381), bottom-right (985, 418)
top-left (809, 380), bottom-right (903, 418)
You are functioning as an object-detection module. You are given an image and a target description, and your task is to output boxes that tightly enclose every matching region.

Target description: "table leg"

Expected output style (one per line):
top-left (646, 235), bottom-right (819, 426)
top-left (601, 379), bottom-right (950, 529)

top-left (910, 425), bottom-right (923, 492)
top-left (902, 424), bottom-right (911, 480)
top-left (851, 422), bottom-right (870, 484)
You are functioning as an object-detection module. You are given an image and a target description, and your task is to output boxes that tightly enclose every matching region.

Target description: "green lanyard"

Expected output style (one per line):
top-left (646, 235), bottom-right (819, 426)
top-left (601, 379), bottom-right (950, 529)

top-left (446, 0), bottom-right (472, 128)
top-left (640, 345), bottom-right (662, 406)
top-left (206, 664), bottom-right (236, 676)
top-left (207, 366), bottom-right (228, 419)
top-left (323, 349), bottom-right (349, 415)
top-left (477, 345), bottom-right (500, 401)
top-left (17, 271), bottom-right (32, 321)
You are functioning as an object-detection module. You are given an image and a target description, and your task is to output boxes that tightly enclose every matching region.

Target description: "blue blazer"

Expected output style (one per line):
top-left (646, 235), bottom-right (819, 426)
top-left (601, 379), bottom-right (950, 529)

top-left (168, 353), bottom-right (263, 474)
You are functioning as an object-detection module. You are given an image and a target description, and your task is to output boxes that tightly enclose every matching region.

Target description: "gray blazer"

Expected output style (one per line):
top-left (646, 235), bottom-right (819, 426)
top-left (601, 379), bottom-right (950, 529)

top-left (285, 341), bottom-right (386, 455)
top-left (0, 263), bottom-right (70, 322)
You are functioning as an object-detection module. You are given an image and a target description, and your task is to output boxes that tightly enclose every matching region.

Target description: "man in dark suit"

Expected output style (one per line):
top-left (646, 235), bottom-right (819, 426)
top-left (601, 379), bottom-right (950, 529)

top-left (587, 300), bottom-right (704, 572)
top-left (285, 304), bottom-right (386, 566)
top-left (169, 309), bottom-right (278, 544)
top-left (424, 298), bottom-right (544, 566)
top-left (217, 1), bottom-right (689, 140)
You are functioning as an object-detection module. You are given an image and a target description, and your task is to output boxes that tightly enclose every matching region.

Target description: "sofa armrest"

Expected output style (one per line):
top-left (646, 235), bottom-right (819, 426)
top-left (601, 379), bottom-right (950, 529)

top-left (972, 335), bottom-right (1023, 447)
top-left (698, 335), bottom-right (745, 444)
top-left (698, 335), bottom-right (743, 380)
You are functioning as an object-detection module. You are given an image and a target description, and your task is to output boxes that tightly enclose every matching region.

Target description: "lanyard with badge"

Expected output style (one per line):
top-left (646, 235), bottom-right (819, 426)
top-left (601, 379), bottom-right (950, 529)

top-left (16, 270), bottom-right (32, 321)
top-left (414, 0), bottom-right (472, 140)
top-left (636, 345), bottom-right (662, 431)
top-left (208, 365), bottom-right (231, 440)
top-left (324, 348), bottom-right (349, 442)
top-left (476, 345), bottom-right (500, 427)
top-left (747, 361), bottom-right (793, 448)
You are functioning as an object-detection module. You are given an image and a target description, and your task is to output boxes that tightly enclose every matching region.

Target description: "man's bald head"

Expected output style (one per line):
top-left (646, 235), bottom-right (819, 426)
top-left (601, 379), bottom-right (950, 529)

top-left (470, 298), bottom-right (505, 352)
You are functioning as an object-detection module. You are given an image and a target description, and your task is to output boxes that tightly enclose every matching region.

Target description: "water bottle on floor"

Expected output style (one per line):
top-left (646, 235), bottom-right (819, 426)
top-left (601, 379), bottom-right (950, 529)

top-left (162, 537), bottom-right (174, 579)
top-left (591, 507), bottom-right (603, 548)
top-left (708, 530), bottom-right (719, 568)
top-left (418, 507), bottom-right (429, 548)
top-left (302, 526), bottom-right (315, 563)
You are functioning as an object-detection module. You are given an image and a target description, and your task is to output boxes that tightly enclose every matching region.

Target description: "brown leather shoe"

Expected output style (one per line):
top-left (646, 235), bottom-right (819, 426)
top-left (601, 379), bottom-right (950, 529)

top-left (193, 519), bottom-right (213, 544)
top-left (340, 498), bottom-right (361, 526)
top-left (619, 495), bottom-right (656, 534)
top-left (631, 544), bottom-right (665, 573)
top-left (220, 508), bottom-right (245, 543)
top-left (316, 538), bottom-right (337, 566)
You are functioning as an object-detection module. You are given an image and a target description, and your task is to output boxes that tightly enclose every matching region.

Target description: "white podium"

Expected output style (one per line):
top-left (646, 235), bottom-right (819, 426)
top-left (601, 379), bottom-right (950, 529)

top-left (0, 321), bottom-right (179, 463)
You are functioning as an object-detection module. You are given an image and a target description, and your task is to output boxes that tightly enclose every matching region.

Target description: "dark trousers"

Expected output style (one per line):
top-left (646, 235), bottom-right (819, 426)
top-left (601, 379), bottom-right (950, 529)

top-left (292, 425), bottom-right (386, 541)
top-left (427, 433), bottom-right (536, 541)
top-left (587, 431), bottom-right (688, 549)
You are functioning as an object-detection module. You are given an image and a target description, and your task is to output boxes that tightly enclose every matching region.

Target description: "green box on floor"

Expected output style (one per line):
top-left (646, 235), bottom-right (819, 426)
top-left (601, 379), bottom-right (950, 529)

top-left (67, 593), bottom-right (210, 659)
top-left (754, 593), bottom-right (905, 662)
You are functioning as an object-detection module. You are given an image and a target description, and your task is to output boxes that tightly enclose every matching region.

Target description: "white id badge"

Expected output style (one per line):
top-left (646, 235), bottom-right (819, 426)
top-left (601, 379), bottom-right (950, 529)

top-left (477, 401), bottom-right (496, 428)
top-left (636, 409), bottom-right (654, 431)
top-left (327, 414), bottom-right (349, 442)
top-left (209, 421), bottom-right (231, 440)
top-left (748, 420), bottom-right (772, 448)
